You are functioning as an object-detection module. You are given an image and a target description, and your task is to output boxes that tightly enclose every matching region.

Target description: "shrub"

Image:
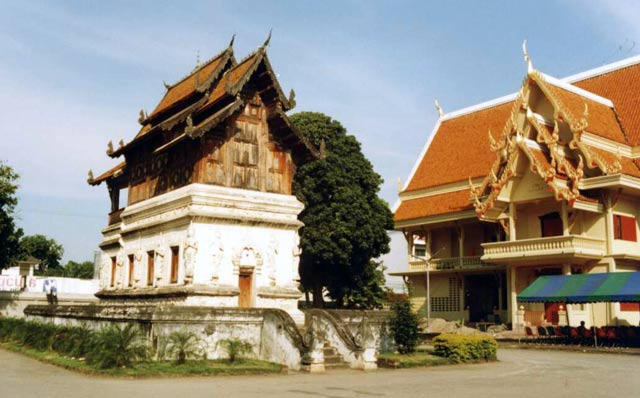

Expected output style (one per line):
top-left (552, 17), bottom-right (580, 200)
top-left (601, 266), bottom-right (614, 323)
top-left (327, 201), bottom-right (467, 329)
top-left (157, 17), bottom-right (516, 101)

top-left (432, 333), bottom-right (498, 363)
top-left (51, 324), bottom-right (94, 358)
top-left (217, 338), bottom-right (253, 363)
top-left (163, 330), bottom-right (205, 364)
top-left (389, 299), bottom-right (420, 354)
top-left (87, 323), bottom-right (147, 368)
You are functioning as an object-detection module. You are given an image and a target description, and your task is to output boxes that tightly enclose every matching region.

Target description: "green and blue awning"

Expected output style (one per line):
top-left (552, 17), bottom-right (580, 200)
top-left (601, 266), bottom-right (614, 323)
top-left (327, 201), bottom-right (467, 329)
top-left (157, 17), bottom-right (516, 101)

top-left (518, 272), bottom-right (640, 303)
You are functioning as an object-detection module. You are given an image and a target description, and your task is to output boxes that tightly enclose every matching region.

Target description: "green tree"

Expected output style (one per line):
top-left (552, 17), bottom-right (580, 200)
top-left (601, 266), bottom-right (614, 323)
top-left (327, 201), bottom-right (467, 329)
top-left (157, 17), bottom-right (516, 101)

top-left (0, 161), bottom-right (23, 269)
top-left (19, 234), bottom-right (64, 273)
top-left (64, 260), bottom-right (95, 279)
top-left (390, 298), bottom-right (420, 354)
top-left (291, 112), bottom-right (394, 308)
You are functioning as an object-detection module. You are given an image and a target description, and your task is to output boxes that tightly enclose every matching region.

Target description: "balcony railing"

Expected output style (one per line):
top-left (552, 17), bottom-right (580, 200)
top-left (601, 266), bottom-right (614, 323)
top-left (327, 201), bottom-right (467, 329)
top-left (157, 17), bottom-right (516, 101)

top-left (409, 256), bottom-right (488, 272)
top-left (481, 235), bottom-right (605, 263)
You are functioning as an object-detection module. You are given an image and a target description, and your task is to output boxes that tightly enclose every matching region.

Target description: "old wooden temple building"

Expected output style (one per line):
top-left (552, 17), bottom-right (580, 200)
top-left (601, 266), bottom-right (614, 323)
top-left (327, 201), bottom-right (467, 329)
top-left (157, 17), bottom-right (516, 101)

top-left (88, 36), bottom-right (318, 323)
top-left (393, 48), bottom-right (640, 329)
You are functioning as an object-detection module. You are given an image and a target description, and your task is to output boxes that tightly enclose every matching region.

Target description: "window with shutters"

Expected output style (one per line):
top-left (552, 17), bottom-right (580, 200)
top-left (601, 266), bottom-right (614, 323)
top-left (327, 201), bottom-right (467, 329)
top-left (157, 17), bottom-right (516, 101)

top-left (613, 214), bottom-right (637, 242)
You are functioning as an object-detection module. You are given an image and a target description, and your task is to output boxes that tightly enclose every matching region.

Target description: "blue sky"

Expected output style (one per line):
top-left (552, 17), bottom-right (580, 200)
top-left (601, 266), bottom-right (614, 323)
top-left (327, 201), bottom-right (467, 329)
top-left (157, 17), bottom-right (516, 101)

top-left (2, 0), bottom-right (640, 271)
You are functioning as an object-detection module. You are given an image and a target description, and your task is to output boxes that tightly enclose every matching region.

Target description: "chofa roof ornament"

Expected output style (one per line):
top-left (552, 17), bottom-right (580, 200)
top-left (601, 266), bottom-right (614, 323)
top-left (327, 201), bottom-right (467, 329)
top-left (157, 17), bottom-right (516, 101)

top-left (434, 98), bottom-right (443, 118)
top-left (522, 39), bottom-right (533, 73)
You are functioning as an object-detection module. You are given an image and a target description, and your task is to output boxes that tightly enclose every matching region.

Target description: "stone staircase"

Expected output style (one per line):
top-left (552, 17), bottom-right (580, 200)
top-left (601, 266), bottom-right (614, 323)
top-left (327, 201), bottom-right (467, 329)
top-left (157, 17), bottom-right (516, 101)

top-left (322, 342), bottom-right (349, 369)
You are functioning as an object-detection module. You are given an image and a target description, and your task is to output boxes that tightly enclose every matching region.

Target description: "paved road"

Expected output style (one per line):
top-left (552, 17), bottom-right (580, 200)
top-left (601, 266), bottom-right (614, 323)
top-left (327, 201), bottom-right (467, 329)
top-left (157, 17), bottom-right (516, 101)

top-left (2, 348), bottom-right (639, 398)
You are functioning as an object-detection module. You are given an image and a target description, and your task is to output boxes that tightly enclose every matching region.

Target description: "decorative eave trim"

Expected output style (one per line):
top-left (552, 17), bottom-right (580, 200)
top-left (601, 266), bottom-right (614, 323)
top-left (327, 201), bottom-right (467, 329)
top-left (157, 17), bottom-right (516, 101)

top-left (439, 93), bottom-right (516, 122)
top-left (572, 198), bottom-right (603, 213)
top-left (267, 106), bottom-right (321, 160)
top-left (538, 72), bottom-right (614, 107)
top-left (564, 54), bottom-right (640, 84)
top-left (185, 98), bottom-right (244, 139)
top-left (579, 174), bottom-right (640, 190)
top-left (581, 132), bottom-right (634, 158)
top-left (399, 178), bottom-right (484, 201)
top-left (394, 210), bottom-right (477, 230)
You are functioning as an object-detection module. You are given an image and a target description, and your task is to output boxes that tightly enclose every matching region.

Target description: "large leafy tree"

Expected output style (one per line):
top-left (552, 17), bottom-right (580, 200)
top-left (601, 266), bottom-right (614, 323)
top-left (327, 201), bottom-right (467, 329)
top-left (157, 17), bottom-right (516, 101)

top-left (63, 260), bottom-right (95, 279)
top-left (19, 234), bottom-right (64, 273)
top-left (291, 112), bottom-right (393, 308)
top-left (0, 161), bottom-right (23, 269)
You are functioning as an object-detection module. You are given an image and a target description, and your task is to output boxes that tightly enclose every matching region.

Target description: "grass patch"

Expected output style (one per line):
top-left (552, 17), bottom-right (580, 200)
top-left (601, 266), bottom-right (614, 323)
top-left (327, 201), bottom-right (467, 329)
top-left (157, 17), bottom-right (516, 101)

top-left (377, 352), bottom-right (452, 368)
top-left (0, 342), bottom-right (285, 377)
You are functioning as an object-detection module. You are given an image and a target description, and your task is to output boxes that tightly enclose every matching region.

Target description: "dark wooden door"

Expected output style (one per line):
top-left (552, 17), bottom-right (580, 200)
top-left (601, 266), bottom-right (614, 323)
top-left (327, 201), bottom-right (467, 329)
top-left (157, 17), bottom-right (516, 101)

top-left (238, 274), bottom-right (252, 308)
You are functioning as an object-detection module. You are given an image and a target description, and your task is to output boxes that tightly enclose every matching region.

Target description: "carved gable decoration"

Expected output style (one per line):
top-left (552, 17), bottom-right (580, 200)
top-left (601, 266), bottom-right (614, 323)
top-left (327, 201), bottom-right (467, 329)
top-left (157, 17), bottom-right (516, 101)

top-left (468, 69), bottom-right (627, 219)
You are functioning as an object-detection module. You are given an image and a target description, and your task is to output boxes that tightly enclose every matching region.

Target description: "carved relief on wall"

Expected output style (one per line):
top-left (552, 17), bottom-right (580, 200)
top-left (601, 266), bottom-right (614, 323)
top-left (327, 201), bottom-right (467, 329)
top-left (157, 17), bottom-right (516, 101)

top-left (210, 231), bottom-right (224, 285)
top-left (232, 244), bottom-right (263, 276)
top-left (134, 245), bottom-right (144, 285)
top-left (266, 238), bottom-right (279, 287)
top-left (292, 234), bottom-right (301, 287)
top-left (115, 250), bottom-right (125, 289)
top-left (99, 257), bottom-right (110, 288)
top-left (183, 226), bottom-right (198, 284)
top-left (155, 240), bottom-right (166, 283)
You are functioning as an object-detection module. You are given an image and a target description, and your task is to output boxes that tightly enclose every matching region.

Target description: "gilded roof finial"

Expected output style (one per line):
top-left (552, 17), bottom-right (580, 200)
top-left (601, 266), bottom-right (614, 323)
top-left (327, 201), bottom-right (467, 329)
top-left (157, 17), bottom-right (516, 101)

top-left (434, 98), bottom-right (443, 118)
top-left (522, 39), bottom-right (533, 72)
top-left (263, 29), bottom-right (272, 48)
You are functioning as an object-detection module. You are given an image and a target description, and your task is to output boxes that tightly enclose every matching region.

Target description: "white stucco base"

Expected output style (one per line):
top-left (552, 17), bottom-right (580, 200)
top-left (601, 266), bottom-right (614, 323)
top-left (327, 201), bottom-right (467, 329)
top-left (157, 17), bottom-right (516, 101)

top-left (97, 183), bottom-right (304, 322)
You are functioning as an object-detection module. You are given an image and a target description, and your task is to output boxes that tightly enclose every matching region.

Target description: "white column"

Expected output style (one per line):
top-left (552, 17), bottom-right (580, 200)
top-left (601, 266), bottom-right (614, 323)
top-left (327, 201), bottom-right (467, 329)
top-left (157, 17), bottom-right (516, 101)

top-left (604, 195), bottom-right (614, 255)
top-left (507, 266), bottom-right (518, 327)
top-left (508, 203), bottom-right (517, 241)
top-left (561, 201), bottom-right (570, 236)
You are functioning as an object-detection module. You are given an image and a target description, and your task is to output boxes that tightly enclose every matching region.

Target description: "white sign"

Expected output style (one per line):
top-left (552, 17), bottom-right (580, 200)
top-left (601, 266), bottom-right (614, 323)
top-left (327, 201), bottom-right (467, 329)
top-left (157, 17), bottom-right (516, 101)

top-left (0, 275), bottom-right (36, 291)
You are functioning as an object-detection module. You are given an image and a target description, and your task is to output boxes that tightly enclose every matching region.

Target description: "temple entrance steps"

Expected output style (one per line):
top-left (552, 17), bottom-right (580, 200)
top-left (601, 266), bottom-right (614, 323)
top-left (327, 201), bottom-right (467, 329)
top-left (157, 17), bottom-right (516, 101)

top-left (323, 342), bottom-right (349, 369)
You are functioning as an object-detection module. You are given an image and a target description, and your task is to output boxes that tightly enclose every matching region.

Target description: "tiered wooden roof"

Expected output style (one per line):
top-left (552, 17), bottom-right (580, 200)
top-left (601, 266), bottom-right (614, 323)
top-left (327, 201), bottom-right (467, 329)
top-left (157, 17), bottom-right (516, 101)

top-left (396, 56), bottom-right (640, 224)
top-left (89, 35), bottom-right (318, 187)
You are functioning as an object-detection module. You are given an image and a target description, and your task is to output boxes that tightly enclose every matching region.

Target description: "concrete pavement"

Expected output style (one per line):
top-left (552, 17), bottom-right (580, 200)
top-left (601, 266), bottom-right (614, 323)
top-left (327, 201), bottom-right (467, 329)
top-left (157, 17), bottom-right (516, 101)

top-left (2, 347), bottom-right (638, 398)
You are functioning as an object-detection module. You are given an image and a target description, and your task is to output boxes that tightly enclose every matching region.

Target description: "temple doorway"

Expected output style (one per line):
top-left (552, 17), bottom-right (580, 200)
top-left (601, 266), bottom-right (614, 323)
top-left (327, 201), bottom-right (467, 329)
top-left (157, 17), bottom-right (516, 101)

top-left (465, 273), bottom-right (505, 322)
top-left (238, 272), bottom-right (253, 308)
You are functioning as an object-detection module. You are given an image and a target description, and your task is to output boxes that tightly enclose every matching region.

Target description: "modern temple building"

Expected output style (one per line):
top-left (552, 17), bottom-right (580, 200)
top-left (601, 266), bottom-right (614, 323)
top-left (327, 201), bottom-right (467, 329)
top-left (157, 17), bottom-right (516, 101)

top-left (88, 37), bottom-right (318, 323)
top-left (392, 51), bottom-right (640, 329)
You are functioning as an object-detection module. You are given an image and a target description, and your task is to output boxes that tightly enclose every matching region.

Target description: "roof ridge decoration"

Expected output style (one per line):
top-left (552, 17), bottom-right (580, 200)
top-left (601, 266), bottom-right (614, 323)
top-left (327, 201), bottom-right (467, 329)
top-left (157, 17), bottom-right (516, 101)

top-left (167, 35), bottom-right (235, 90)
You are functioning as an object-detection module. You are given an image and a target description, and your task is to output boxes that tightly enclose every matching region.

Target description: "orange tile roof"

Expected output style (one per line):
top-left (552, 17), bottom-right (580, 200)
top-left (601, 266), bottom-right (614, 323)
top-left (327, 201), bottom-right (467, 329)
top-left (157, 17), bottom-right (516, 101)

top-left (398, 60), bottom-right (640, 224)
top-left (404, 101), bottom-right (513, 192)
top-left (395, 189), bottom-right (473, 222)
top-left (573, 63), bottom-right (640, 145)
top-left (541, 81), bottom-right (627, 143)
top-left (201, 54), bottom-right (257, 109)
top-left (148, 50), bottom-right (229, 119)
